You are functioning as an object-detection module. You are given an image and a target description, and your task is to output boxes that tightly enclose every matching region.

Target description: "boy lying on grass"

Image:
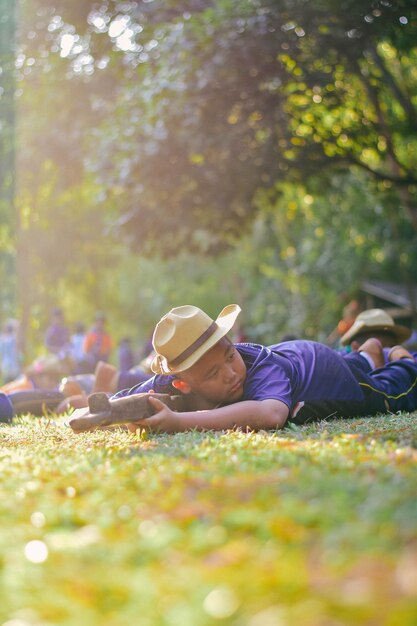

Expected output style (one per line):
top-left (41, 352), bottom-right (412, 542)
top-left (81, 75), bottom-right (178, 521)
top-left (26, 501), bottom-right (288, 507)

top-left (112, 304), bottom-right (417, 433)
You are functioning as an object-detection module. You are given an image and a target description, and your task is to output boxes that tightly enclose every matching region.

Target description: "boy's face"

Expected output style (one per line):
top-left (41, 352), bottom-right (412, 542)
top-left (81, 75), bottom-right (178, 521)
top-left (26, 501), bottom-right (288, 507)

top-left (175, 338), bottom-right (247, 408)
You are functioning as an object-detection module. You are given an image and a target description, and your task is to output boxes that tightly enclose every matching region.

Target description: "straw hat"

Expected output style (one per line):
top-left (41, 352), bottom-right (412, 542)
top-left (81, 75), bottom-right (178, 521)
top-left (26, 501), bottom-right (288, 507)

top-left (340, 308), bottom-right (411, 346)
top-left (151, 304), bottom-right (241, 375)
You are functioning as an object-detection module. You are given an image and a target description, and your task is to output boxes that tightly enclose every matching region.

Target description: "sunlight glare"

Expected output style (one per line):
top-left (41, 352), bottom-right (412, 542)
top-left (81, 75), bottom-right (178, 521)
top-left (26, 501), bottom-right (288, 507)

top-left (60, 33), bottom-right (76, 58)
top-left (24, 540), bottom-right (48, 563)
top-left (203, 587), bottom-right (240, 619)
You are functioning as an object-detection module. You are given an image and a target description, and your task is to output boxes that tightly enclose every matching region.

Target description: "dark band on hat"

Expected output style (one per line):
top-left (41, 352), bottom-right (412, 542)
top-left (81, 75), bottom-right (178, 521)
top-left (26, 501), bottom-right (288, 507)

top-left (169, 321), bottom-right (218, 367)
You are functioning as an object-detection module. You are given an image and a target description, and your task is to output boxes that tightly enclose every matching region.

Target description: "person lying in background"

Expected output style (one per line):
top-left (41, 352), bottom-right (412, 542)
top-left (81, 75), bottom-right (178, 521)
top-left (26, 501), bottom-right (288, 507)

top-left (109, 303), bottom-right (417, 433)
top-left (340, 308), bottom-right (416, 361)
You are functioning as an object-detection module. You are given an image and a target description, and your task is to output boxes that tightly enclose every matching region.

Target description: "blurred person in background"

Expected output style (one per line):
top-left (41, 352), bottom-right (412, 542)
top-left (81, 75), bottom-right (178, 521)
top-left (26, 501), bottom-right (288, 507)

top-left (340, 308), bottom-right (416, 363)
top-left (118, 337), bottom-right (135, 373)
top-left (44, 307), bottom-right (71, 358)
top-left (69, 322), bottom-right (90, 374)
top-left (83, 312), bottom-right (113, 372)
top-left (0, 321), bottom-right (21, 384)
top-left (326, 300), bottom-right (360, 347)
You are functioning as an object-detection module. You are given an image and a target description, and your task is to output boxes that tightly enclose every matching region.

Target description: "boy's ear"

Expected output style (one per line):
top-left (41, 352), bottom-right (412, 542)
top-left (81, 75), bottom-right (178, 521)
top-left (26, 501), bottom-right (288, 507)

top-left (172, 378), bottom-right (192, 394)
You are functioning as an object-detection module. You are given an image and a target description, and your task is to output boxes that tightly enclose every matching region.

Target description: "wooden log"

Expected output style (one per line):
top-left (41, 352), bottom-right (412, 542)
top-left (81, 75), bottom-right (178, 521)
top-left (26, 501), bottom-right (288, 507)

top-left (68, 392), bottom-right (185, 433)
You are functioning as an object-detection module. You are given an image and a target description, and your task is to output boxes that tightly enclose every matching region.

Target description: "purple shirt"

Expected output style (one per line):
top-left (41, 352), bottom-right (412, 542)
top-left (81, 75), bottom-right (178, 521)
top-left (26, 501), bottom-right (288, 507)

top-left (113, 341), bottom-right (385, 422)
top-left (45, 323), bottom-right (70, 354)
top-left (239, 341), bottom-right (366, 409)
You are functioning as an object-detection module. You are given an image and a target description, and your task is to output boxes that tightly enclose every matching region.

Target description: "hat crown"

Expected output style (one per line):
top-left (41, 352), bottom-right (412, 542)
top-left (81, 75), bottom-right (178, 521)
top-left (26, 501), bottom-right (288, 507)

top-left (151, 304), bottom-right (241, 374)
top-left (153, 305), bottom-right (215, 363)
top-left (356, 309), bottom-right (394, 327)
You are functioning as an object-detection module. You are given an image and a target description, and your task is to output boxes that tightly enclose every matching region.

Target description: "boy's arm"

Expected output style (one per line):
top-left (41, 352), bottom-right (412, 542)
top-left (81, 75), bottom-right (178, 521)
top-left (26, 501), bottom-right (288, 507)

top-left (129, 396), bottom-right (289, 433)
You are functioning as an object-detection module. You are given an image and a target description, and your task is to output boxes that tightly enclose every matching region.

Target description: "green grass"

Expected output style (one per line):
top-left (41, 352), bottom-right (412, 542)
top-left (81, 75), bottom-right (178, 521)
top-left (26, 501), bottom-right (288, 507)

top-left (1, 412), bottom-right (417, 626)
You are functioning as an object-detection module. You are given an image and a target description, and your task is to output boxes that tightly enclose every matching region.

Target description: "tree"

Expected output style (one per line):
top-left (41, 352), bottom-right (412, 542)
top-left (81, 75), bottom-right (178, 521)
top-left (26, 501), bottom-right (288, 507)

top-left (83, 0), bottom-right (417, 252)
top-left (0, 0), bottom-right (17, 317)
top-left (10, 0), bottom-right (417, 348)
top-left (15, 1), bottom-right (417, 253)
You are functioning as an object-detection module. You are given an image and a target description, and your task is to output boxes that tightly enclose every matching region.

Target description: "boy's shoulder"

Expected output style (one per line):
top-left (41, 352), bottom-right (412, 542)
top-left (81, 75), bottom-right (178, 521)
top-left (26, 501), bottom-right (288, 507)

top-left (236, 339), bottom-right (340, 367)
top-left (113, 373), bottom-right (176, 399)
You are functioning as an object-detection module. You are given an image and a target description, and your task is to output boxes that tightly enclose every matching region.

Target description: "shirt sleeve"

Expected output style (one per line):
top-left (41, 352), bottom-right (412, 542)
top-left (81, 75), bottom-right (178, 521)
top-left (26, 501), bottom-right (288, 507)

top-left (112, 374), bottom-right (177, 399)
top-left (243, 352), bottom-right (293, 409)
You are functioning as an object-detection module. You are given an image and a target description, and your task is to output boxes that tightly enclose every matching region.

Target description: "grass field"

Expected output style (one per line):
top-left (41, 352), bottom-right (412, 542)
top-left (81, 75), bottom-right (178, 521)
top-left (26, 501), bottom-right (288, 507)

top-left (1, 412), bottom-right (416, 626)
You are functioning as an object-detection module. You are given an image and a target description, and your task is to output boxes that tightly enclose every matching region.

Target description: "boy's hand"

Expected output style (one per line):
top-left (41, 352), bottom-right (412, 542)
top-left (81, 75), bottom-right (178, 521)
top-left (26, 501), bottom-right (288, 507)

top-left (127, 397), bottom-right (289, 434)
top-left (128, 395), bottom-right (181, 434)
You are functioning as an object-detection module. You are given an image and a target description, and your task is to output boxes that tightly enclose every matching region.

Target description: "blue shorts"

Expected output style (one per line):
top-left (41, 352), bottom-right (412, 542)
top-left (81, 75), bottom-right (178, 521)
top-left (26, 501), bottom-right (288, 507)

top-left (354, 356), bottom-right (417, 413)
top-left (292, 353), bottom-right (417, 423)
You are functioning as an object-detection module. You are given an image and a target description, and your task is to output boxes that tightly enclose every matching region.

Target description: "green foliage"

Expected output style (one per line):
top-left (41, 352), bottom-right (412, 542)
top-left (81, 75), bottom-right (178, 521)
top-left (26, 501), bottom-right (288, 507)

top-left (81, 0), bottom-right (417, 252)
top-left (0, 0), bottom-right (17, 315)
top-left (7, 154), bottom-right (417, 355)
top-left (2, 0), bottom-right (417, 352)
top-left (13, 0), bottom-right (417, 256)
top-left (0, 412), bottom-right (416, 625)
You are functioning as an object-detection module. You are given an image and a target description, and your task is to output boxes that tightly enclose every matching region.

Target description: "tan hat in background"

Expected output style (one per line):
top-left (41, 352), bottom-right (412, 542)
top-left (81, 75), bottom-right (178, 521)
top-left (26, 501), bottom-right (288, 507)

top-left (151, 304), bottom-right (241, 375)
top-left (340, 308), bottom-right (411, 346)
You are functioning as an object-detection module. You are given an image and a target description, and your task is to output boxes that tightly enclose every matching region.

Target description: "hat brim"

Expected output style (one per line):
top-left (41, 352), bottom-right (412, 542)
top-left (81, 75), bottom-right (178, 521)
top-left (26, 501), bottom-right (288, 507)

top-left (151, 304), bottom-right (241, 375)
top-left (340, 321), bottom-right (411, 345)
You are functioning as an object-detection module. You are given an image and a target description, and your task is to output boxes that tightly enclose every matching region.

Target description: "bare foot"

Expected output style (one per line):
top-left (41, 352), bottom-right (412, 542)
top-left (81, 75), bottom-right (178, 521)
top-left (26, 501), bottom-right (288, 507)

top-left (56, 394), bottom-right (88, 414)
top-left (358, 338), bottom-right (384, 369)
top-left (388, 345), bottom-right (414, 362)
top-left (93, 362), bottom-right (119, 393)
